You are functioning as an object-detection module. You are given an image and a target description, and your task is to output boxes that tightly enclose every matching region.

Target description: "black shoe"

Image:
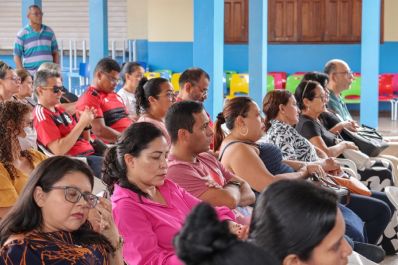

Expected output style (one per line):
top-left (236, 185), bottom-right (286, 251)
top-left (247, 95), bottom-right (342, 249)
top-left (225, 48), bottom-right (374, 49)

top-left (353, 241), bottom-right (385, 263)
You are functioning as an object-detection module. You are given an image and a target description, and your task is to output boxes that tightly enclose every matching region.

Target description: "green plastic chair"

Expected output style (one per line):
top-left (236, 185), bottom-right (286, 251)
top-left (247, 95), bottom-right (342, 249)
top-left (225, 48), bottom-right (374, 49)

top-left (267, 75), bottom-right (275, 92)
top-left (341, 76), bottom-right (361, 104)
top-left (286, 74), bottom-right (303, 94)
top-left (225, 70), bottom-right (237, 90)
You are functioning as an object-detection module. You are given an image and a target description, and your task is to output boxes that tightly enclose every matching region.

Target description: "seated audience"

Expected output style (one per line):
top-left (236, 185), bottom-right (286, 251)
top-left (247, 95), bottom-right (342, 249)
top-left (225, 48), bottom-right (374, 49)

top-left (294, 80), bottom-right (398, 254)
top-left (165, 101), bottom-right (255, 223)
top-left (136, 77), bottom-right (175, 144)
top-left (0, 101), bottom-right (46, 219)
top-left (214, 96), bottom-right (322, 193)
top-left (250, 179), bottom-right (352, 265)
top-left (0, 156), bottom-right (124, 264)
top-left (76, 58), bottom-right (131, 143)
top-left (15, 69), bottom-right (35, 106)
top-left (118, 62), bottom-right (145, 121)
top-left (0, 61), bottom-right (20, 102)
top-left (102, 122), bottom-right (240, 265)
top-left (174, 202), bottom-right (279, 265)
top-left (33, 70), bottom-right (103, 178)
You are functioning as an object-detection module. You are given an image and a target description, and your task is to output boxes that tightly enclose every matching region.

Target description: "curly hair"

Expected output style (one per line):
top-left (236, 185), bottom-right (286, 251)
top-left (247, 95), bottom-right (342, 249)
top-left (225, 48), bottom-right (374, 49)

top-left (0, 101), bottom-right (34, 181)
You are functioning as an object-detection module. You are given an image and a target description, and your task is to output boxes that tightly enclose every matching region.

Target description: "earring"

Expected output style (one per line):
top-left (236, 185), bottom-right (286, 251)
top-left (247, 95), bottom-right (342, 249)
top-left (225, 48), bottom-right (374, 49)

top-left (240, 126), bottom-right (249, 136)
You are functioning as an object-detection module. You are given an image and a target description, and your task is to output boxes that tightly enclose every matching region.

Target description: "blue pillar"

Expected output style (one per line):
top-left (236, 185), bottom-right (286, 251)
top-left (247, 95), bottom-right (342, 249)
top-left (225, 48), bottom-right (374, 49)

top-left (193, 0), bottom-right (224, 120)
top-left (22, 0), bottom-right (41, 26)
top-left (249, 0), bottom-right (268, 107)
top-left (89, 0), bottom-right (109, 80)
top-left (360, 0), bottom-right (380, 128)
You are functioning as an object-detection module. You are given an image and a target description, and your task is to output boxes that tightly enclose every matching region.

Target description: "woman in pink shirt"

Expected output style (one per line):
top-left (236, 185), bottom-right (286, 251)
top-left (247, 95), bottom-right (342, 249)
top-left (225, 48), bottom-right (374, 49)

top-left (135, 77), bottom-right (175, 145)
top-left (102, 122), bottom-right (238, 265)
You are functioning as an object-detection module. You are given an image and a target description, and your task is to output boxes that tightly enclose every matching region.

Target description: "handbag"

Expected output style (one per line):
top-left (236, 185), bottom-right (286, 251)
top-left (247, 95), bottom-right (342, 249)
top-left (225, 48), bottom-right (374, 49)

top-left (342, 149), bottom-right (372, 171)
top-left (342, 125), bottom-right (389, 157)
top-left (330, 173), bottom-right (371, 197)
top-left (310, 174), bottom-right (350, 204)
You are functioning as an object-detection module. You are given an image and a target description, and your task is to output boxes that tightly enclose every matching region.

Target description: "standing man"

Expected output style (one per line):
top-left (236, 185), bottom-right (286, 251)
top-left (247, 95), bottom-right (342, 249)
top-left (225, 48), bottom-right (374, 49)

top-left (14, 5), bottom-right (59, 75)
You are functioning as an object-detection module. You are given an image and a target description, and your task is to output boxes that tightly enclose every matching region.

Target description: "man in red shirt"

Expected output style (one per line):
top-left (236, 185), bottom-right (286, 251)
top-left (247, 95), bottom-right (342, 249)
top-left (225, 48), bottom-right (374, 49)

top-left (76, 58), bottom-right (132, 143)
top-left (33, 70), bottom-right (102, 177)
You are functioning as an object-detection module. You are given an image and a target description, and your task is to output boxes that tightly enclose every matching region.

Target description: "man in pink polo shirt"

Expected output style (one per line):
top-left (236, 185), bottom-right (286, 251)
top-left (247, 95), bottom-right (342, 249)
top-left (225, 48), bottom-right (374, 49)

top-left (165, 101), bottom-right (255, 221)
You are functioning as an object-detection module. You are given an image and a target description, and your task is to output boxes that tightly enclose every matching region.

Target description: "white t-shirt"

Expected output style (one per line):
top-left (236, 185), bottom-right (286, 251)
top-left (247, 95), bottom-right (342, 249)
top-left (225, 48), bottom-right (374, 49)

top-left (117, 88), bottom-right (136, 116)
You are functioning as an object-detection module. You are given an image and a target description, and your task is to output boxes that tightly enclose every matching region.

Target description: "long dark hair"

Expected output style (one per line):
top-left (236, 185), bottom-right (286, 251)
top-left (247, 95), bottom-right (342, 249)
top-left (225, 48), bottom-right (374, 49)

top-left (102, 122), bottom-right (164, 198)
top-left (262, 90), bottom-right (292, 132)
top-left (174, 203), bottom-right (279, 265)
top-left (0, 156), bottom-right (114, 252)
top-left (250, 179), bottom-right (338, 262)
top-left (213, 97), bottom-right (253, 151)
top-left (0, 101), bottom-right (33, 181)
top-left (135, 77), bottom-right (169, 115)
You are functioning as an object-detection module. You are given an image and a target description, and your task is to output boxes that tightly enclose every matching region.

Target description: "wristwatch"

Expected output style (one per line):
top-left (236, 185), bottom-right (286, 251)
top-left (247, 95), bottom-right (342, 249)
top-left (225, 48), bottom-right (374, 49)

top-left (227, 180), bottom-right (242, 188)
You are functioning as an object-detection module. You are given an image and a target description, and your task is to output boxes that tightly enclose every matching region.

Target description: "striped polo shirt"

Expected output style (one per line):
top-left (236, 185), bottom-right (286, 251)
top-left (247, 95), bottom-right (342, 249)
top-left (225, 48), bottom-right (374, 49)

top-left (13, 24), bottom-right (58, 75)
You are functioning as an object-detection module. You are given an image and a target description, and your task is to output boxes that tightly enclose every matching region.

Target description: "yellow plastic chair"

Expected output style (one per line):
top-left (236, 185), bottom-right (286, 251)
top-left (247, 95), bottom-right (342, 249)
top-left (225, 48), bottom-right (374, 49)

top-left (144, 72), bottom-right (161, 79)
top-left (228, 73), bottom-right (249, 99)
top-left (171, 73), bottom-right (181, 92)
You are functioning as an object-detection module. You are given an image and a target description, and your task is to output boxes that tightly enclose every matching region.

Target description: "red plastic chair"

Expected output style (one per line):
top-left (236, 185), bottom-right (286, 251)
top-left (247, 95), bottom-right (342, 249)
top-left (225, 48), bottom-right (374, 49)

top-left (269, 72), bottom-right (287, 89)
top-left (379, 74), bottom-right (397, 120)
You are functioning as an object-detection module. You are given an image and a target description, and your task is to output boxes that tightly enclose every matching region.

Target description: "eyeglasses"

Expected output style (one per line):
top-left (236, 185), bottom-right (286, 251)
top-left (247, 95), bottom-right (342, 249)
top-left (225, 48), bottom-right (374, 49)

top-left (102, 71), bottom-right (121, 85)
top-left (41, 85), bottom-right (65, 93)
top-left (4, 76), bottom-right (21, 83)
top-left (333, 71), bottom-right (354, 77)
top-left (49, 186), bottom-right (99, 208)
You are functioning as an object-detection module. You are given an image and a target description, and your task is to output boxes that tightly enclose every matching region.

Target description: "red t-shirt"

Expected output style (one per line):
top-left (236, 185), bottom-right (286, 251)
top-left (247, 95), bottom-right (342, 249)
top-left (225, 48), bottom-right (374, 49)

top-left (76, 86), bottom-right (132, 133)
top-left (33, 105), bottom-right (94, 156)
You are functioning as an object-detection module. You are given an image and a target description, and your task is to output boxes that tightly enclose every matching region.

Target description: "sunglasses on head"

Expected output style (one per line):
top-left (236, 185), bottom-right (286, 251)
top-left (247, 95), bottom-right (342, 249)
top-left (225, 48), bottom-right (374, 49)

top-left (41, 85), bottom-right (66, 93)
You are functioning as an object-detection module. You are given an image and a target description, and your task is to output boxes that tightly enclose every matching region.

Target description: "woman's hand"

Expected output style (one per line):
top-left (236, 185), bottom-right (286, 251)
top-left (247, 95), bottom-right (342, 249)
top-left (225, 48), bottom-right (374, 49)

top-left (92, 198), bottom-right (121, 248)
top-left (342, 141), bottom-right (358, 151)
top-left (306, 163), bottom-right (326, 179)
top-left (228, 221), bottom-right (249, 240)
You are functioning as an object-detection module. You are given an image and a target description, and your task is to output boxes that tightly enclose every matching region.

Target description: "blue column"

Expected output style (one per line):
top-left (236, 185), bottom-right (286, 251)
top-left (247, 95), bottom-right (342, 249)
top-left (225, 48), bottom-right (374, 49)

top-left (22, 0), bottom-right (41, 26)
top-left (360, 0), bottom-right (380, 128)
top-left (89, 0), bottom-right (109, 80)
top-left (193, 0), bottom-right (224, 120)
top-left (249, 0), bottom-right (268, 107)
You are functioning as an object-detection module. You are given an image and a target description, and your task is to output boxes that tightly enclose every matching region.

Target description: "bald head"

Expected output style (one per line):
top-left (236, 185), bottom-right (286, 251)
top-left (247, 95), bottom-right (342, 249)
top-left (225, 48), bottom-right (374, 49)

top-left (323, 59), bottom-right (353, 94)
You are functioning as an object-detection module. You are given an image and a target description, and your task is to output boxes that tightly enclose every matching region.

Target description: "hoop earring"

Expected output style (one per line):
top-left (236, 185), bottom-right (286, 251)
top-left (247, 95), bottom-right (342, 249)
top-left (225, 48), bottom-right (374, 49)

top-left (240, 126), bottom-right (249, 136)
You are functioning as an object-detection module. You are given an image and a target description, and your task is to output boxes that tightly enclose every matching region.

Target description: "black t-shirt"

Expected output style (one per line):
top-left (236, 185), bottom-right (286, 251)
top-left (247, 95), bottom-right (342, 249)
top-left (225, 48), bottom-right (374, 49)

top-left (295, 114), bottom-right (338, 147)
top-left (319, 111), bottom-right (341, 130)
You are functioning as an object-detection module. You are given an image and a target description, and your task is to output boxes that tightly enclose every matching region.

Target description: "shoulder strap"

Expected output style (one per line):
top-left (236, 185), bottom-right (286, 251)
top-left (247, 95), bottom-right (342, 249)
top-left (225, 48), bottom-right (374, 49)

top-left (218, 140), bottom-right (257, 161)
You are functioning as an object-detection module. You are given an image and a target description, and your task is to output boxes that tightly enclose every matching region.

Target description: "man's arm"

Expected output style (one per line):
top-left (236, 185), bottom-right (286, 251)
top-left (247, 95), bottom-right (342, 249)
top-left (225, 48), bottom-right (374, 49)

top-left (13, 55), bottom-right (23, 69)
top-left (228, 176), bottom-right (256, 206)
top-left (91, 118), bottom-right (121, 143)
top-left (198, 185), bottom-right (241, 209)
top-left (52, 51), bottom-right (60, 64)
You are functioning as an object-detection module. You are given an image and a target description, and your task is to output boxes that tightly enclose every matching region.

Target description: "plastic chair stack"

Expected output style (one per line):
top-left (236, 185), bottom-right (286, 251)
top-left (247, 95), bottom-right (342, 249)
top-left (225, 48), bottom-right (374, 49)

top-left (286, 74), bottom-right (303, 94)
top-left (171, 73), bottom-right (181, 92)
top-left (379, 74), bottom-right (398, 120)
top-left (228, 73), bottom-right (249, 99)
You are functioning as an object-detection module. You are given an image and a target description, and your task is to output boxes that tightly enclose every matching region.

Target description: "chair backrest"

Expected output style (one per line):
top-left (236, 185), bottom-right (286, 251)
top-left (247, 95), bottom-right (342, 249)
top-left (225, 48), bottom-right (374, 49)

top-left (155, 69), bottom-right (172, 80)
top-left (267, 75), bottom-right (275, 92)
top-left (379, 74), bottom-right (394, 96)
top-left (228, 73), bottom-right (249, 98)
top-left (286, 74), bottom-right (303, 94)
top-left (340, 76), bottom-right (361, 104)
top-left (269, 71), bottom-right (287, 89)
top-left (144, 72), bottom-right (161, 79)
top-left (171, 73), bottom-right (181, 92)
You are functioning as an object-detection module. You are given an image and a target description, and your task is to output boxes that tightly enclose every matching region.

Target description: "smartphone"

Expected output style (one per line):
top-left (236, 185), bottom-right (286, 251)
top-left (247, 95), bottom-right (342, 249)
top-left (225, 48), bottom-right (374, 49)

top-left (96, 190), bottom-right (109, 199)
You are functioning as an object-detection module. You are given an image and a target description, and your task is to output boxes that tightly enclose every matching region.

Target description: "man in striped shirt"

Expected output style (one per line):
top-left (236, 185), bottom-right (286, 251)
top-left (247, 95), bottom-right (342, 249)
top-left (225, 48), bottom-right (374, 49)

top-left (13, 5), bottom-right (59, 75)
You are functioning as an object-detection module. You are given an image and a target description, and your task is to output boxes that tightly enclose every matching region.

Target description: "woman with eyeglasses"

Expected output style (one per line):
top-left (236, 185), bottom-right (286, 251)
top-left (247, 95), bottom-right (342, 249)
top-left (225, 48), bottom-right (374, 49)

top-left (0, 101), bottom-right (46, 219)
top-left (0, 61), bottom-right (21, 102)
top-left (0, 156), bottom-right (124, 264)
top-left (102, 122), bottom-right (236, 265)
top-left (135, 77), bottom-right (176, 145)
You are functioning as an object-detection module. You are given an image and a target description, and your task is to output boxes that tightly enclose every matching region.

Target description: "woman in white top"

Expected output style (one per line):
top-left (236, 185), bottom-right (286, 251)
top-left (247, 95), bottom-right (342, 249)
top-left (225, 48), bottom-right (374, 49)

top-left (118, 62), bottom-right (145, 121)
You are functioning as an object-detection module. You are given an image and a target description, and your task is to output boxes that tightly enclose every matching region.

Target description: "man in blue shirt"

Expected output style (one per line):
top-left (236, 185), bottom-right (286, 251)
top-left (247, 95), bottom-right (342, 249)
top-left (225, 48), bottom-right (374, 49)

top-left (14, 5), bottom-right (59, 75)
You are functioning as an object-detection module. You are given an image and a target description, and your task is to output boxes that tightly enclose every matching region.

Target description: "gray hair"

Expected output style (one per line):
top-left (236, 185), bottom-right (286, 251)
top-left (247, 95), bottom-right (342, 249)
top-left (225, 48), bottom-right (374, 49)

top-left (33, 70), bottom-right (61, 91)
top-left (37, 62), bottom-right (61, 75)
